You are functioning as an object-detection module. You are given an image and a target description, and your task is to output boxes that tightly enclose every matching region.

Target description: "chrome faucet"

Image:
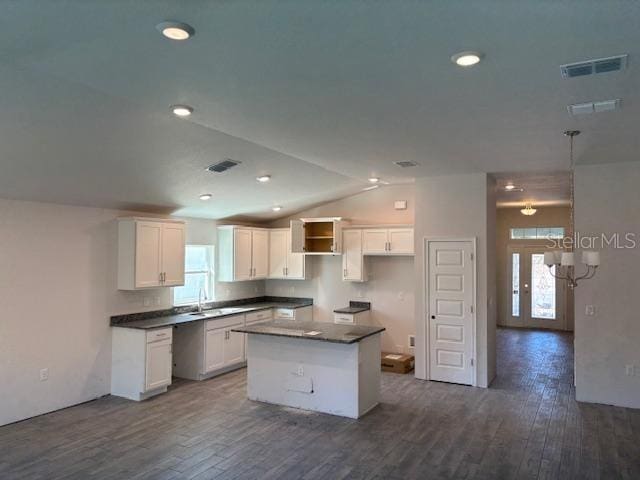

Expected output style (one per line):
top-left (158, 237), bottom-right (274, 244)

top-left (198, 287), bottom-right (207, 313)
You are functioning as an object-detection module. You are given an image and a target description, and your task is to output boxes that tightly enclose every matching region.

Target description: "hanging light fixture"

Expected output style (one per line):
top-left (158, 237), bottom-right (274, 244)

top-left (520, 203), bottom-right (537, 216)
top-left (543, 130), bottom-right (600, 288)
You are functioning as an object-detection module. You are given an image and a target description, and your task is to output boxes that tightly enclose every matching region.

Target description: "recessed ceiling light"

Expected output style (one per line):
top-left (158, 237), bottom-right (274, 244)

top-left (451, 51), bottom-right (483, 67)
top-left (199, 193), bottom-right (212, 200)
top-left (256, 175), bottom-right (271, 183)
top-left (368, 177), bottom-right (380, 183)
top-left (171, 105), bottom-right (193, 117)
top-left (272, 206), bottom-right (282, 212)
top-left (156, 21), bottom-right (195, 41)
top-left (363, 185), bottom-right (379, 191)
top-left (505, 184), bottom-right (516, 191)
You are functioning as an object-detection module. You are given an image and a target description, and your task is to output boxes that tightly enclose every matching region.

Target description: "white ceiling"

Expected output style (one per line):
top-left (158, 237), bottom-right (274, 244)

top-left (0, 1), bottom-right (639, 219)
top-left (494, 171), bottom-right (572, 207)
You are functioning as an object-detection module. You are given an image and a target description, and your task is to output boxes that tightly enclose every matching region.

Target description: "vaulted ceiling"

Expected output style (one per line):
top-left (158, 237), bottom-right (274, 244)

top-left (0, 1), bottom-right (638, 218)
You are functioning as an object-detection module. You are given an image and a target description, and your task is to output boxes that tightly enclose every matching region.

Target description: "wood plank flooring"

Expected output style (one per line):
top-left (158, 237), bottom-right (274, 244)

top-left (1, 327), bottom-right (639, 479)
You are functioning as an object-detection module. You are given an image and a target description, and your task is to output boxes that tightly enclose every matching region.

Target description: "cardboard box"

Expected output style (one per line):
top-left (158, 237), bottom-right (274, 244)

top-left (381, 352), bottom-right (415, 374)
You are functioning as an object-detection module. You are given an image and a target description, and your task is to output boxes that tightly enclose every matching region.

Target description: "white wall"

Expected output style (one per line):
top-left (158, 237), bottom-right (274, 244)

top-left (0, 199), bottom-right (262, 426)
top-left (413, 173), bottom-right (496, 387)
top-left (574, 162), bottom-right (640, 409)
top-left (266, 185), bottom-right (416, 353)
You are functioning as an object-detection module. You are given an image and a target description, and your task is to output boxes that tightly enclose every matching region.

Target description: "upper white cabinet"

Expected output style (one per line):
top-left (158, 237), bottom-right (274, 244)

top-left (117, 218), bottom-right (186, 290)
top-left (291, 217), bottom-right (346, 255)
top-left (342, 229), bottom-right (366, 282)
top-left (218, 226), bottom-right (269, 282)
top-left (362, 227), bottom-right (414, 255)
top-left (268, 228), bottom-right (306, 280)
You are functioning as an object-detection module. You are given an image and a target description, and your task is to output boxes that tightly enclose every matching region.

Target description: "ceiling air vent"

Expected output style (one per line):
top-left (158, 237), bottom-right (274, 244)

top-left (568, 99), bottom-right (620, 116)
top-left (560, 54), bottom-right (627, 78)
top-left (206, 159), bottom-right (241, 173)
top-left (394, 161), bottom-right (419, 168)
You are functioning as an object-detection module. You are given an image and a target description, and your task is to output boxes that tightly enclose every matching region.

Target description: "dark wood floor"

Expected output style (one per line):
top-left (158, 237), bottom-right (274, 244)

top-left (1, 327), bottom-right (639, 479)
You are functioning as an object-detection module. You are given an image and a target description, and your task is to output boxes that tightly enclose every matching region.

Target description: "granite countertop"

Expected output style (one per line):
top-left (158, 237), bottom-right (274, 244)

top-left (112, 300), bottom-right (312, 330)
top-left (232, 319), bottom-right (384, 344)
top-left (333, 301), bottom-right (371, 314)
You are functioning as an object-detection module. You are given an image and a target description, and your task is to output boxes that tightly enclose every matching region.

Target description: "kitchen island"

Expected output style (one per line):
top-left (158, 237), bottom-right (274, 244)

top-left (232, 320), bottom-right (385, 419)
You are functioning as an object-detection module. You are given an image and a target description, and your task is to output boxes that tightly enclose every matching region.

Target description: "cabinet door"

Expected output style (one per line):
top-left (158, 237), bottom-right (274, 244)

top-left (362, 229), bottom-right (388, 255)
top-left (204, 328), bottom-right (225, 373)
top-left (145, 341), bottom-right (172, 391)
top-left (251, 229), bottom-right (269, 279)
top-left (268, 229), bottom-right (288, 279)
top-left (135, 221), bottom-right (163, 288)
top-left (286, 230), bottom-right (305, 279)
top-left (161, 223), bottom-right (186, 286)
top-left (234, 228), bottom-right (253, 281)
top-left (290, 220), bottom-right (305, 253)
top-left (342, 230), bottom-right (364, 281)
top-left (388, 228), bottom-right (414, 254)
top-left (224, 328), bottom-right (245, 366)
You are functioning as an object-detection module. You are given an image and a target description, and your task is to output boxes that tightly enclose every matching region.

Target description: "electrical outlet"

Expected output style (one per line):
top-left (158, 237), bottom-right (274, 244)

top-left (398, 291), bottom-right (405, 301)
top-left (585, 305), bottom-right (595, 316)
top-left (297, 365), bottom-right (304, 376)
top-left (625, 365), bottom-right (635, 376)
top-left (40, 368), bottom-right (49, 381)
top-left (143, 297), bottom-right (151, 307)
top-left (154, 296), bottom-right (161, 306)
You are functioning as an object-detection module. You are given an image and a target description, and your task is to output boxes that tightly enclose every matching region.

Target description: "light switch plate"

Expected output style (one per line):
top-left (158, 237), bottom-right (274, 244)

top-left (585, 305), bottom-right (595, 316)
top-left (394, 200), bottom-right (407, 210)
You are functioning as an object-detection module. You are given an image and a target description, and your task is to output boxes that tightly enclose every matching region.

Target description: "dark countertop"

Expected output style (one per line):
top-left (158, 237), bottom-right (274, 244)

top-left (112, 301), bottom-right (312, 330)
top-left (333, 301), bottom-right (371, 314)
top-left (232, 319), bottom-right (384, 344)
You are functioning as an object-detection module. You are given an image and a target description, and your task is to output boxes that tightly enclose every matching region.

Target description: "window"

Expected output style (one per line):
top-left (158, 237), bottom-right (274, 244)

top-left (510, 227), bottom-right (565, 240)
top-left (173, 245), bottom-right (214, 305)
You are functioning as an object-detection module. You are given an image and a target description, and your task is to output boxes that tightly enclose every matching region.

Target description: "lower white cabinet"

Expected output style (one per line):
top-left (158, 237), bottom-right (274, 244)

top-left (273, 305), bottom-right (313, 321)
top-left (112, 327), bottom-right (173, 401)
top-left (173, 314), bottom-right (246, 380)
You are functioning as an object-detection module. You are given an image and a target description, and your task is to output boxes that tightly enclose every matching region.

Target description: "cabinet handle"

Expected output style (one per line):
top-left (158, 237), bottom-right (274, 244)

top-left (344, 268), bottom-right (347, 277)
top-left (283, 267), bottom-right (286, 276)
top-left (388, 242), bottom-right (391, 252)
top-left (159, 272), bottom-right (163, 283)
top-left (285, 267), bottom-right (288, 276)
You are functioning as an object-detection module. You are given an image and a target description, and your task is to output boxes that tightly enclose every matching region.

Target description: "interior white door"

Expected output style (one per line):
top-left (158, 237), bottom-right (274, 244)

top-left (204, 328), bottom-right (225, 373)
top-left (362, 229), bottom-right (388, 254)
top-left (268, 229), bottom-right (287, 278)
top-left (233, 228), bottom-right (252, 281)
top-left (160, 223), bottom-right (185, 286)
top-left (145, 341), bottom-right (172, 391)
top-left (251, 229), bottom-right (269, 279)
top-left (224, 328), bottom-right (245, 366)
top-left (388, 229), bottom-right (414, 254)
top-left (342, 230), bottom-right (364, 281)
top-left (135, 221), bottom-right (163, 288)
top-left (508, 247), bottom-right (565, 329)
top-left (286, 230), bottom-right (305, 279)
top-left (428, 240), bottom-right (474, 385)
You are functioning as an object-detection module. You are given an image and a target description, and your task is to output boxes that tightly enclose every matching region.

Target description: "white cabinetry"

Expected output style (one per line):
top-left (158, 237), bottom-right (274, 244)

top-left (273, 305), bottom-right (313, 321)
top-left (362, 228), bottom-right (414, 255)
top-left (268, 228), bottom-right (306, 280)
top-left (291, 217), bottom-right (346, 255)
top-left (111, 327), bottom-right (173, 401)
top-left (173, 315), bottom-right (246, 380)
top-left (342, 229), bottom-right (366, 282)
top-left (218, 226), bottom-right (269, 282)
top-left (117, 218), bottom-right (186, 290)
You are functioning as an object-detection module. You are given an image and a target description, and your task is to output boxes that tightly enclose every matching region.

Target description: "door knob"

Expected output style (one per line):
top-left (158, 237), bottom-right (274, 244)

top-left (431, 315), bottom-right (436, 319)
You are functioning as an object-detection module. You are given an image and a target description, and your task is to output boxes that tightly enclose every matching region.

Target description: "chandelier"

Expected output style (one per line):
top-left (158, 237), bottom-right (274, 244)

top-left (520, 203), bottom-right (537, 216)
top-left (543, 130), bottom-right (600, 288)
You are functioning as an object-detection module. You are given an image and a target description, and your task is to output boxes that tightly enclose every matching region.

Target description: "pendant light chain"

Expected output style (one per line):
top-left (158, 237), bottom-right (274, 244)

top-left (564, 130), bottom-right (580, 249)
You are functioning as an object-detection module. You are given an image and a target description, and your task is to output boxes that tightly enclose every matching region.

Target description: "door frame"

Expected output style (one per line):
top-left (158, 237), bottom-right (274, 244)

top-left (423, 237), bottom-right (477, 387)
top-left (506, 245), bottom-right (567, 331)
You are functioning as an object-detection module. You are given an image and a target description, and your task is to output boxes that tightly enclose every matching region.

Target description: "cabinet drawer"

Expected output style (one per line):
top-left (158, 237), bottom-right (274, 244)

top-left (206, 314), bottom-right (245, 331)
top-left (146, 328), bottom-right (172, 343)
top-left (245, 309), bottom-right (273, 322)
top-left (273, 308), bottom-right (295, 319)
top-left (334, 314), bottom-right (355, 325)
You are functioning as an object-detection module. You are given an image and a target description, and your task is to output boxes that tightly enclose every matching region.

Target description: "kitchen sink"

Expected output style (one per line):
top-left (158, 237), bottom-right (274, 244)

top-left (188, 307), bottom-right (246, 317)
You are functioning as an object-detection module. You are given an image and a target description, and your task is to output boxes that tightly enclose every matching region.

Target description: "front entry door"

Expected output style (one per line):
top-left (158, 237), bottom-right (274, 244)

top-left (507, 247), bottom-right (565, 329)
top-left (428, 240), bottom-right (475, 386)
